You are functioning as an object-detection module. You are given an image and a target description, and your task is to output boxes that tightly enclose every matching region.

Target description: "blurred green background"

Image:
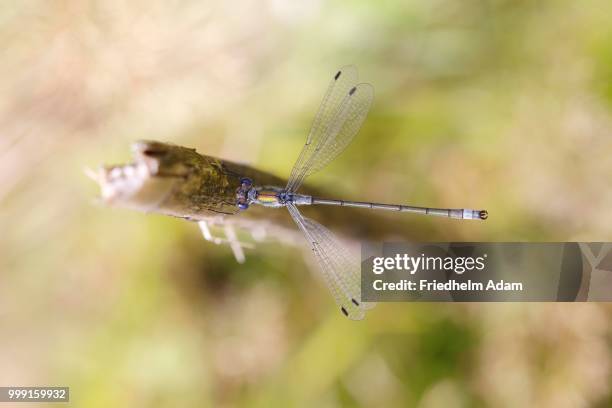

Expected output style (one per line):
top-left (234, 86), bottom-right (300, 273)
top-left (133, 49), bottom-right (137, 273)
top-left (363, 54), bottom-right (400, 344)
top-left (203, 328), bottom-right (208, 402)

top-left (1, 0), bottom-right (612, 406)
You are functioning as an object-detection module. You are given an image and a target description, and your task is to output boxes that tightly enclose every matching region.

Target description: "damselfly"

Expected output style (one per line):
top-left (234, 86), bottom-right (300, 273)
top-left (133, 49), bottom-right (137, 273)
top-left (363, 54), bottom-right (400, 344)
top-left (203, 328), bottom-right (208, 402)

top-left (234, 66), bottom-right (487, 320)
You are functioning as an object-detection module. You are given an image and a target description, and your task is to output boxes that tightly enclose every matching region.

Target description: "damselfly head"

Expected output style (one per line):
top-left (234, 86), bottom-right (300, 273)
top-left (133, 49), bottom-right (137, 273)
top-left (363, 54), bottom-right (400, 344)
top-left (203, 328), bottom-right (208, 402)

top-left (235, 178), bottom-right (254, 210)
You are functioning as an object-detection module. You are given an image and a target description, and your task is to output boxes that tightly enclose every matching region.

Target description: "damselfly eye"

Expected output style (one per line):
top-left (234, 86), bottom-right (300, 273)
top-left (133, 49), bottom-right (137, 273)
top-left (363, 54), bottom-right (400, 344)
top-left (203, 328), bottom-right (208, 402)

top-left (240, 177), bottom-right (253, 187)
top-left (237, 202), bottom-right (249, 211)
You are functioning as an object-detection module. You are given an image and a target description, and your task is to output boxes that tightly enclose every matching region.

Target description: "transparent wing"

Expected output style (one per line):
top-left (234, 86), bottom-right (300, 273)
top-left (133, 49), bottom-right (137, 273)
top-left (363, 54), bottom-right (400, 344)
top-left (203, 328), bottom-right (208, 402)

top-left (286, 67), bottom-right (374, 192)
top-left (287, 203), bottom-right (375, 320)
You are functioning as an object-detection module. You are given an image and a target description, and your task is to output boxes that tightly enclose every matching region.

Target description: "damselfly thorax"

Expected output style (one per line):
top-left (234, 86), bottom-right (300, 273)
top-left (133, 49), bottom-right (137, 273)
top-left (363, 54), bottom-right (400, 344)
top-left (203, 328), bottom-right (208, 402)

top-left (235, 179), bottom-right (312, 209)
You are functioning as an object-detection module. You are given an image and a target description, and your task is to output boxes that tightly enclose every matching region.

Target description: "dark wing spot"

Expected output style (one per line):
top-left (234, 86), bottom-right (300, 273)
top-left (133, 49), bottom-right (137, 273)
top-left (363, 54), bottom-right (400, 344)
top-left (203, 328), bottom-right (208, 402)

top-left (349, 86), bottom-right (357, 96)
top-left (351, 298), bottom-right (360, 306)
top-left (334, 70), bottom-right (341, 80)
top-left (341, 307), bottom-right (348, 317)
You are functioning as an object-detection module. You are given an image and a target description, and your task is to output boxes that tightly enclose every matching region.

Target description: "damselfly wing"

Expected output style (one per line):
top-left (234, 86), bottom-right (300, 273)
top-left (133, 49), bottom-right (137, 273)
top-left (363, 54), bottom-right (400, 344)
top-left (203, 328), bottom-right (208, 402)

top-left (287, 203), bottom-right (374, 320)
top-left (286, 67), bottom-right (373, 193)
